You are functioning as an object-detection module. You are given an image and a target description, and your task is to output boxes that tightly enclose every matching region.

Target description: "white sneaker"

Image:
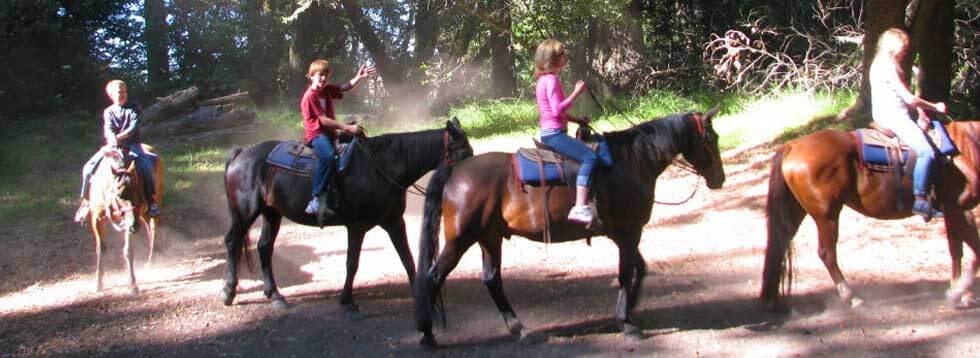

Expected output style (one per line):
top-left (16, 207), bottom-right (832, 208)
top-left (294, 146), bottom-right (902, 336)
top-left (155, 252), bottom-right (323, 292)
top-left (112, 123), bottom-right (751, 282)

top-left (567, 205), bottom-right (594, 224)
top-left (304, 198), bottom-right (319, 214)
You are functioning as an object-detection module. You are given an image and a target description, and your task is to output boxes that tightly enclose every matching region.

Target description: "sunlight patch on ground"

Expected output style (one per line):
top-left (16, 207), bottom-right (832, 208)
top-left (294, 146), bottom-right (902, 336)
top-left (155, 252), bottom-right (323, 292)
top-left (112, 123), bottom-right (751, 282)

top-left (715, 93), bottom-right (829, 149)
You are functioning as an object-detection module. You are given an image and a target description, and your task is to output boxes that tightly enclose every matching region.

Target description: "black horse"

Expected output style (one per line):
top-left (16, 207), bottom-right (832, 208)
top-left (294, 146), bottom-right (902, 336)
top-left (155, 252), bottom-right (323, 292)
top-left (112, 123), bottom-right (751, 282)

top-left (222, 119), bottom-right (472, 314)
top-left (414, 110), bottom-right (725, 346)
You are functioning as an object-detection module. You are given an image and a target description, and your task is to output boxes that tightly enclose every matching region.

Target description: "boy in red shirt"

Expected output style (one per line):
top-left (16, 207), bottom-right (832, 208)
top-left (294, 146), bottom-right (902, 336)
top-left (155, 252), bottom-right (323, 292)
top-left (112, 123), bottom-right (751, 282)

top-left (302, 59), bottom-right (375, 215)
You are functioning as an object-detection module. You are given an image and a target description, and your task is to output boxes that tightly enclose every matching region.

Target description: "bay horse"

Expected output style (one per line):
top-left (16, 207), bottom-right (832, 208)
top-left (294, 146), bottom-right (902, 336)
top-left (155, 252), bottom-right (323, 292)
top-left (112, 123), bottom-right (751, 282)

top-left (762, 119), bottom-right (980, 311)
top-left (413, 109), bottom-right (726, 346)
top-left (86, 144), bottom-right (164, 295)
top-left (222, 119), bottom-right (472, 314)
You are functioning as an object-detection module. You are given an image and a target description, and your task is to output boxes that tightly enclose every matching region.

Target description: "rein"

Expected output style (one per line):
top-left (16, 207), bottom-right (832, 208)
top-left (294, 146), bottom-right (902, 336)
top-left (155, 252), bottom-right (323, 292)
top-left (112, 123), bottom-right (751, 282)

top-left (352, 129), bottom-right (452, 196)
top-left (585, 88), bottom-right (704, 205)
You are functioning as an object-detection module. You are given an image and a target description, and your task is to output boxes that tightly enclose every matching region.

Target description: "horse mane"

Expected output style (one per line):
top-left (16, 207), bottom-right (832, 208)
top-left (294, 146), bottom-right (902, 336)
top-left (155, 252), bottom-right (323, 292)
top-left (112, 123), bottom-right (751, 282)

top-left (950, 121), bottom-right (980, 168)
top-left (602, 112), bottom-right (692, 168)
top-left (358, 128), bottom-right (445, 172)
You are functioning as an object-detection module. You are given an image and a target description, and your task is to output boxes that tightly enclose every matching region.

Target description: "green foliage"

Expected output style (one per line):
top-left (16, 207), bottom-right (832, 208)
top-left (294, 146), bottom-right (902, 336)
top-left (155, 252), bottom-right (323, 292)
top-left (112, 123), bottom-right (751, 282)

top-left (448, 99), bottom-right (540, 139)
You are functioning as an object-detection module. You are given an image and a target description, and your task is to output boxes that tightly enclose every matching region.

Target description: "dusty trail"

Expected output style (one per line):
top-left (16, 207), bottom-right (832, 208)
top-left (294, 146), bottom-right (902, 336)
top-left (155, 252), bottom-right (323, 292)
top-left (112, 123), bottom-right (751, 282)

top-left (2, 137), bottom-right (979, 357)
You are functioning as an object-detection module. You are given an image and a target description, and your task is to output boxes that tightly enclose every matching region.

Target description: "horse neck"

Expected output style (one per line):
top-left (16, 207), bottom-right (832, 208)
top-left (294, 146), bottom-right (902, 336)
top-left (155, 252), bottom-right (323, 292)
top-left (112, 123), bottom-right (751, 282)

top-left (605, 116), bottom-right (690, 184)
top-left (947, 121), bottom-right (980, 202)
top-left (364, 129), bottom-right (445, 184)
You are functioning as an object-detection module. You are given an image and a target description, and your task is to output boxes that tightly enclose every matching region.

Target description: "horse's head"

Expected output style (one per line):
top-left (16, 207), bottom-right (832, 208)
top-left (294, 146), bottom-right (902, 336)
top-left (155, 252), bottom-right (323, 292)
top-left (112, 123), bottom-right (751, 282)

top-left (99, 147), bottom-right (138, 231)
top-left (681, 106), bottom-right (725, 189)
top-left (444, 117), bottom-right (474, 163)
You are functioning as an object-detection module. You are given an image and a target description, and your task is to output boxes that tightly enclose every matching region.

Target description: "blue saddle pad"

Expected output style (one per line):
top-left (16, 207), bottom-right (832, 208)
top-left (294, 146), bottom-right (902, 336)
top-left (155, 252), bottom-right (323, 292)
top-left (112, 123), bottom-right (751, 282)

top-left (266, 139), bottom-right (358, 177)
top-left (515, 150), bottom-right (570, 186)
top-left (856, 124), bottom-right (957, 169)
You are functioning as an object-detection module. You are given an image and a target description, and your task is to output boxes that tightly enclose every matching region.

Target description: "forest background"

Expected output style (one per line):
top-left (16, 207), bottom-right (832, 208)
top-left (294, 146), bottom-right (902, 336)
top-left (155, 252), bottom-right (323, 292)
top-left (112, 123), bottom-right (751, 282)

top-left (2, 0), bottom-right (977, 123)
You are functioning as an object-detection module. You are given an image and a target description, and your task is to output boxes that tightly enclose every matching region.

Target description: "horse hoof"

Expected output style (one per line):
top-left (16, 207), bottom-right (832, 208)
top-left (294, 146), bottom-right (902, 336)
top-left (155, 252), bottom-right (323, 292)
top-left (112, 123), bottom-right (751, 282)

top-left (505, 316), bottom-right (524, 336)
top-left (222, 287), bottom-right (236, 306)
top-left (946, 289), bottom-right (971, 309)
top-left (622, 323), bottom-right (644, 341)
top-left (765, 300), bottom-right (790, 314)
top-left (419, 335), bottom-right (438, 348)
top-left (271, 298), bottom-right (288, 310)
top-left (344, 305), bottom-right (363, 321)
top-left (130, 287), bottom-right (140, 296)
top-left (849, 297), bottom-right (864, 309)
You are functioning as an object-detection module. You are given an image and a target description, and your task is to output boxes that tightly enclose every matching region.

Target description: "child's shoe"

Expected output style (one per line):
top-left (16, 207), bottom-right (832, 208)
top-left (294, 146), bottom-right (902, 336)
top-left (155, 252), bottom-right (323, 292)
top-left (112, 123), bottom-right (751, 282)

top-left (912, 198), bottom-right (943, 222)
top-left (305, 198), bottom-right (319, 215)
top-left (567, 205), bottom-right (594, 225)
top-left (147, 202), bottom-right (161, 217)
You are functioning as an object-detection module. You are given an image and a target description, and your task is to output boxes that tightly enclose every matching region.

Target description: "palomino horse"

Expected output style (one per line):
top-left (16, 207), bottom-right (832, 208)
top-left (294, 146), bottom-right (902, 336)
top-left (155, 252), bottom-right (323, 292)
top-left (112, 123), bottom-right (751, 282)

top-left (414, 110), bottom-right (726, 346)
top-left (222, 119), bottom-right (472, 314)
top-left (86, 144), bottom-right (164, 295)
top-left (762, 119), bottom-right (980, 311)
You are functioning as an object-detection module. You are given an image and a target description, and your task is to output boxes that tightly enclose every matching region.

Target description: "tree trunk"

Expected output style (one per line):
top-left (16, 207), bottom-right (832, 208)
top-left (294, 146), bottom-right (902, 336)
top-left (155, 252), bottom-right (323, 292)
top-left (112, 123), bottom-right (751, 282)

top-left (908, 0), bottom-right (954, 104)
top-left (339, 0), bottom-right (405, 86)
top-left (486, 0), bottom-right (516, 97)
top-left (585, 1), bottom-right (647, 97)
top-left (243, 0), bottom-right (278, 104)
top-left (288, 1), bottom-right (322, 96)
top-left (414, 0), bottom-right (440, 68)
top-left (144, 0), bottom-right (169, 89)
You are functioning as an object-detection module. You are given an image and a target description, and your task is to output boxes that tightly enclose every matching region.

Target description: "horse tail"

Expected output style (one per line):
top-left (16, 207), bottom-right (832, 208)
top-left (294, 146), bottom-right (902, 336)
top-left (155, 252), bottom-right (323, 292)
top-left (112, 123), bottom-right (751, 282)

top-left (414, 163), bottom-right (452, 334)
top-left (224, 147), bottom-right (253, 272)
top-left (761, 146), bottom-right (806, 311)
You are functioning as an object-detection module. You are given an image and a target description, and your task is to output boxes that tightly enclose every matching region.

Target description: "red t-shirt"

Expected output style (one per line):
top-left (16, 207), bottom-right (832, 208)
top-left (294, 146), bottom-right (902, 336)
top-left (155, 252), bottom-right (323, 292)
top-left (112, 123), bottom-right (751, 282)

top-left (301, 85), bottom-right (344, 143)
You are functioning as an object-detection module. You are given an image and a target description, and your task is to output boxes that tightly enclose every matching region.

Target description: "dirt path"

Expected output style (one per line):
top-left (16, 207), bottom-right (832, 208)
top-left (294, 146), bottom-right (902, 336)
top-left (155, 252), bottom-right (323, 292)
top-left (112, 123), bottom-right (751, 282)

top-left (3, 137), bottom-right (980, 357)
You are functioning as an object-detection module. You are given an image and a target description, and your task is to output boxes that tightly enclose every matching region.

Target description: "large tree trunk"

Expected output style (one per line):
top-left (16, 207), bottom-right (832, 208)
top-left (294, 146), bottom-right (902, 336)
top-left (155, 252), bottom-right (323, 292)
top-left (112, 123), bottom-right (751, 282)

top-left (243, 0), bottom-right (278, 104)
top-left (585, 0), bottom-right (647, 98)
top-left (414, 0), bottom-right (440, 68)
top-left (339, 0), bottom-right (405, 86)
top-left (908, 0), bottom-right (954, 104)
top-left (486, 0), bottom-right (516, 97)
top-left (144, 0), bottom-right (169, 89)
top-left (288, 1), bottom-right (322, 96)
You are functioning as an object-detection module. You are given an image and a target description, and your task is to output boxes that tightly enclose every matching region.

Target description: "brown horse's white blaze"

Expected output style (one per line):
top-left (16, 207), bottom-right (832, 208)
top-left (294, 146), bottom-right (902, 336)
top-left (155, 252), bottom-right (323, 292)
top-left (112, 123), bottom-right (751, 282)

top-left (762, 120), bottom-right (980, 311)
top-left (86, 145), bottom-right (164, 295)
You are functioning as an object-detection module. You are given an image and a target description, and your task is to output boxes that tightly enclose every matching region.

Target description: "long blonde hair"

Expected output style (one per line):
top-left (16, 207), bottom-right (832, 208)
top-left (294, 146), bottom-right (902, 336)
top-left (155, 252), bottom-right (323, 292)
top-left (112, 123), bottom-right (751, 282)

top-left (874, 28), bottom-right (910, 62)
top-left (534, 39), bottom-right (566, 78)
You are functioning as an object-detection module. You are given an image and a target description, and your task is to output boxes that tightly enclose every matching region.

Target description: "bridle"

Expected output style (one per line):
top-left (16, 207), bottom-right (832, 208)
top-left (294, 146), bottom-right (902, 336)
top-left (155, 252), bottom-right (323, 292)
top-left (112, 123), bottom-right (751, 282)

top-left (353, 127), bottom-right (456, 196)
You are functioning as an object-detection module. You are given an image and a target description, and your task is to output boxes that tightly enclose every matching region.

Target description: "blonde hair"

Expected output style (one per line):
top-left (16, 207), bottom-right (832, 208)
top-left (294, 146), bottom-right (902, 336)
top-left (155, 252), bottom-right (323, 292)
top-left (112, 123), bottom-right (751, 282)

top-left (875, 28), bottom-right (910, 61)
top-left (534, 39), bottom-right (567, 77)
top-left (105, 79), bottom-right (127, 94)
top-left (307, 59), bottom-right (333, 78)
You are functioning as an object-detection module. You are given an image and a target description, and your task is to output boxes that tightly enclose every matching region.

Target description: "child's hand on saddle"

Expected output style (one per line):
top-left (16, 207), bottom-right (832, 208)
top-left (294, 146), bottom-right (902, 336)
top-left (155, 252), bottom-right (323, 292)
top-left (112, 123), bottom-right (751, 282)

top-left (934, 102), bottom-right (947, 114)
top-left (345, 124), bottom-right (363, 136)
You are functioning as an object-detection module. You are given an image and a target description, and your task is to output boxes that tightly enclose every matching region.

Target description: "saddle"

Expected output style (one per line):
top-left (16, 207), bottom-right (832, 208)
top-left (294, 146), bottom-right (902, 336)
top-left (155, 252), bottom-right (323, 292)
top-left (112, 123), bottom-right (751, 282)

top-left (266, 137), bottom-right (358, 177)
top-left (854, 120), bottom-right (958, 173)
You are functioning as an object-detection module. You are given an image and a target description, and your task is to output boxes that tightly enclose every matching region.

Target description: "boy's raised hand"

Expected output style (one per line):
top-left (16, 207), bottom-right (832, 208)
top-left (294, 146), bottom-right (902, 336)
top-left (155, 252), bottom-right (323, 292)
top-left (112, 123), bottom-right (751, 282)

top-left (357, 65), bottom-right (377, 79)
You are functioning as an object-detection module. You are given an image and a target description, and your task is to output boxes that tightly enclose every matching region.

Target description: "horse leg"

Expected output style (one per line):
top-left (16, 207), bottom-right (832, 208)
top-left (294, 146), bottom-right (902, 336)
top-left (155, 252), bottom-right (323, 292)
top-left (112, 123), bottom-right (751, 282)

top-left (143, 216), bottom-right (158, 269)
top-left (615, 234), bottom-right (646, 338)
top-left (340, 224), bottom-right (370, 318)
top-left (222, 212), bottom-right (258, 306)
top-left (478, 236), bottom-right (522, 335)
top-left (381, 219), bottom-right (416, 286)
top-left (257, 211), bottom-right (286, 309)
top-left (943, 209), bottom-right (980, 307)
top-left (123, 230), bottom-right (139, 295)
top-left (418, 234), bottom-right (477, 347)
top-left (90, 217), bottom-right (107, 292)
top-left (813, 215), bottom-right (862, 308)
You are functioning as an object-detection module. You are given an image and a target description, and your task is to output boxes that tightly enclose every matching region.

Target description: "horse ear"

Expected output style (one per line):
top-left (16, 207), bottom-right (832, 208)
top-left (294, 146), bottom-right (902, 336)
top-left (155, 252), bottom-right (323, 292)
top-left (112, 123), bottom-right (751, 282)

top-left (704, 105), bottom-right (722, 121)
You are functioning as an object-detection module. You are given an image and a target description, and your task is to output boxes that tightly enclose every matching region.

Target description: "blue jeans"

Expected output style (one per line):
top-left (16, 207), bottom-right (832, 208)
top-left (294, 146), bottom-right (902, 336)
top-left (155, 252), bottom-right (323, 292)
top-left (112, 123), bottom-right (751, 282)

top-left (80, 143), bottom-right (157, 201)
top-left (541, 130), bottom-right (612, 187)
top-left (878, 113), bottom-right (935, 196)
top-left (310, 134), bottom-right (337, 197)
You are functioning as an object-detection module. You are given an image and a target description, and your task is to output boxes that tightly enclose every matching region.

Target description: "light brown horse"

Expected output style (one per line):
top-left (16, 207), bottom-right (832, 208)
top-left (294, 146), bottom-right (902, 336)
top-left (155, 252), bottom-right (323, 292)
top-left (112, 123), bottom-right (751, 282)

top-left (86, 144), bottom-right (164, 294)
top-left (762, 120), bottom-right (980, 311)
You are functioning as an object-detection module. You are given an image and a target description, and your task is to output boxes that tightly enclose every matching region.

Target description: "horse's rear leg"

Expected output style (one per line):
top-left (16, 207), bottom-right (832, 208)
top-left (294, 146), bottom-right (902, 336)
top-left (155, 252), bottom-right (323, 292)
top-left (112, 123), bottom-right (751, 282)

top-left (478, 236), bottom-right (523, 335)
top-left (90, 218), bottom-right (107, 292)
top-left (257, 212), bottom-right (285, 309)
top-left (419, 234), bottom-right (477, 346)
top-left (615, 235), bottom-right (646, 338)
top-left (143, 216), bottom-right (158, 269)
top-left (943, 209), bottom-right (980, 307)
top-left (340, 224), bottom-right (370, 318)
top-left (223, 213), bottom-right (257, 306)
top-left (123, 231), bottom-right (139, 295)
top-left (814, 216), bottom-right (862, 308)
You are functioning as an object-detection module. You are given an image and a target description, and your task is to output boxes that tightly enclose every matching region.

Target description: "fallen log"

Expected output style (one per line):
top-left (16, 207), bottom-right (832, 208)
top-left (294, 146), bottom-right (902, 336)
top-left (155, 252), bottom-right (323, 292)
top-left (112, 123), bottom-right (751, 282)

top-left (142, 86), bottom-right (199, 124)
top-left (198, 92), bottom-right (251, 107)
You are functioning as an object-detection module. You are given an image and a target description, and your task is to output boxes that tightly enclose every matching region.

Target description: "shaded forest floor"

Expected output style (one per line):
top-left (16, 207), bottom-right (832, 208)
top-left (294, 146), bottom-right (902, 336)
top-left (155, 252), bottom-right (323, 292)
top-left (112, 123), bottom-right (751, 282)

top-left (3, 132), bottom-right (980, 357)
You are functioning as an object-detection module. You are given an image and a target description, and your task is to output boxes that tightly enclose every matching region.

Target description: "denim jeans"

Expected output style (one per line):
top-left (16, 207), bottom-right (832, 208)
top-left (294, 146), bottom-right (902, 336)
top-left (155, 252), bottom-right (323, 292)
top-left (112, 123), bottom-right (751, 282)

top-left (310, 134), bottom-right (337, 197)
top-left (80, 144), bottom-right (157, 201)
top-left (877, 112), bottom-right (935, 196)
top-left (540, 130), bottom-right (612, 187)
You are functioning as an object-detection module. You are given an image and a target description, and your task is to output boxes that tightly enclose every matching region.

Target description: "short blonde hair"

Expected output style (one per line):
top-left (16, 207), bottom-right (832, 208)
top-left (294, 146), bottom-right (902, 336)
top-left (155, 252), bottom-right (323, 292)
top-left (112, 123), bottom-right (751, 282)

top-left (307, 59), bottom-right (333, 78)
top-left (875, 28), bottom-right (910, 60)
top-left (534, 39), bottom-right (567, 77)
top-left (105, 79), bottom-right (127, 94)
